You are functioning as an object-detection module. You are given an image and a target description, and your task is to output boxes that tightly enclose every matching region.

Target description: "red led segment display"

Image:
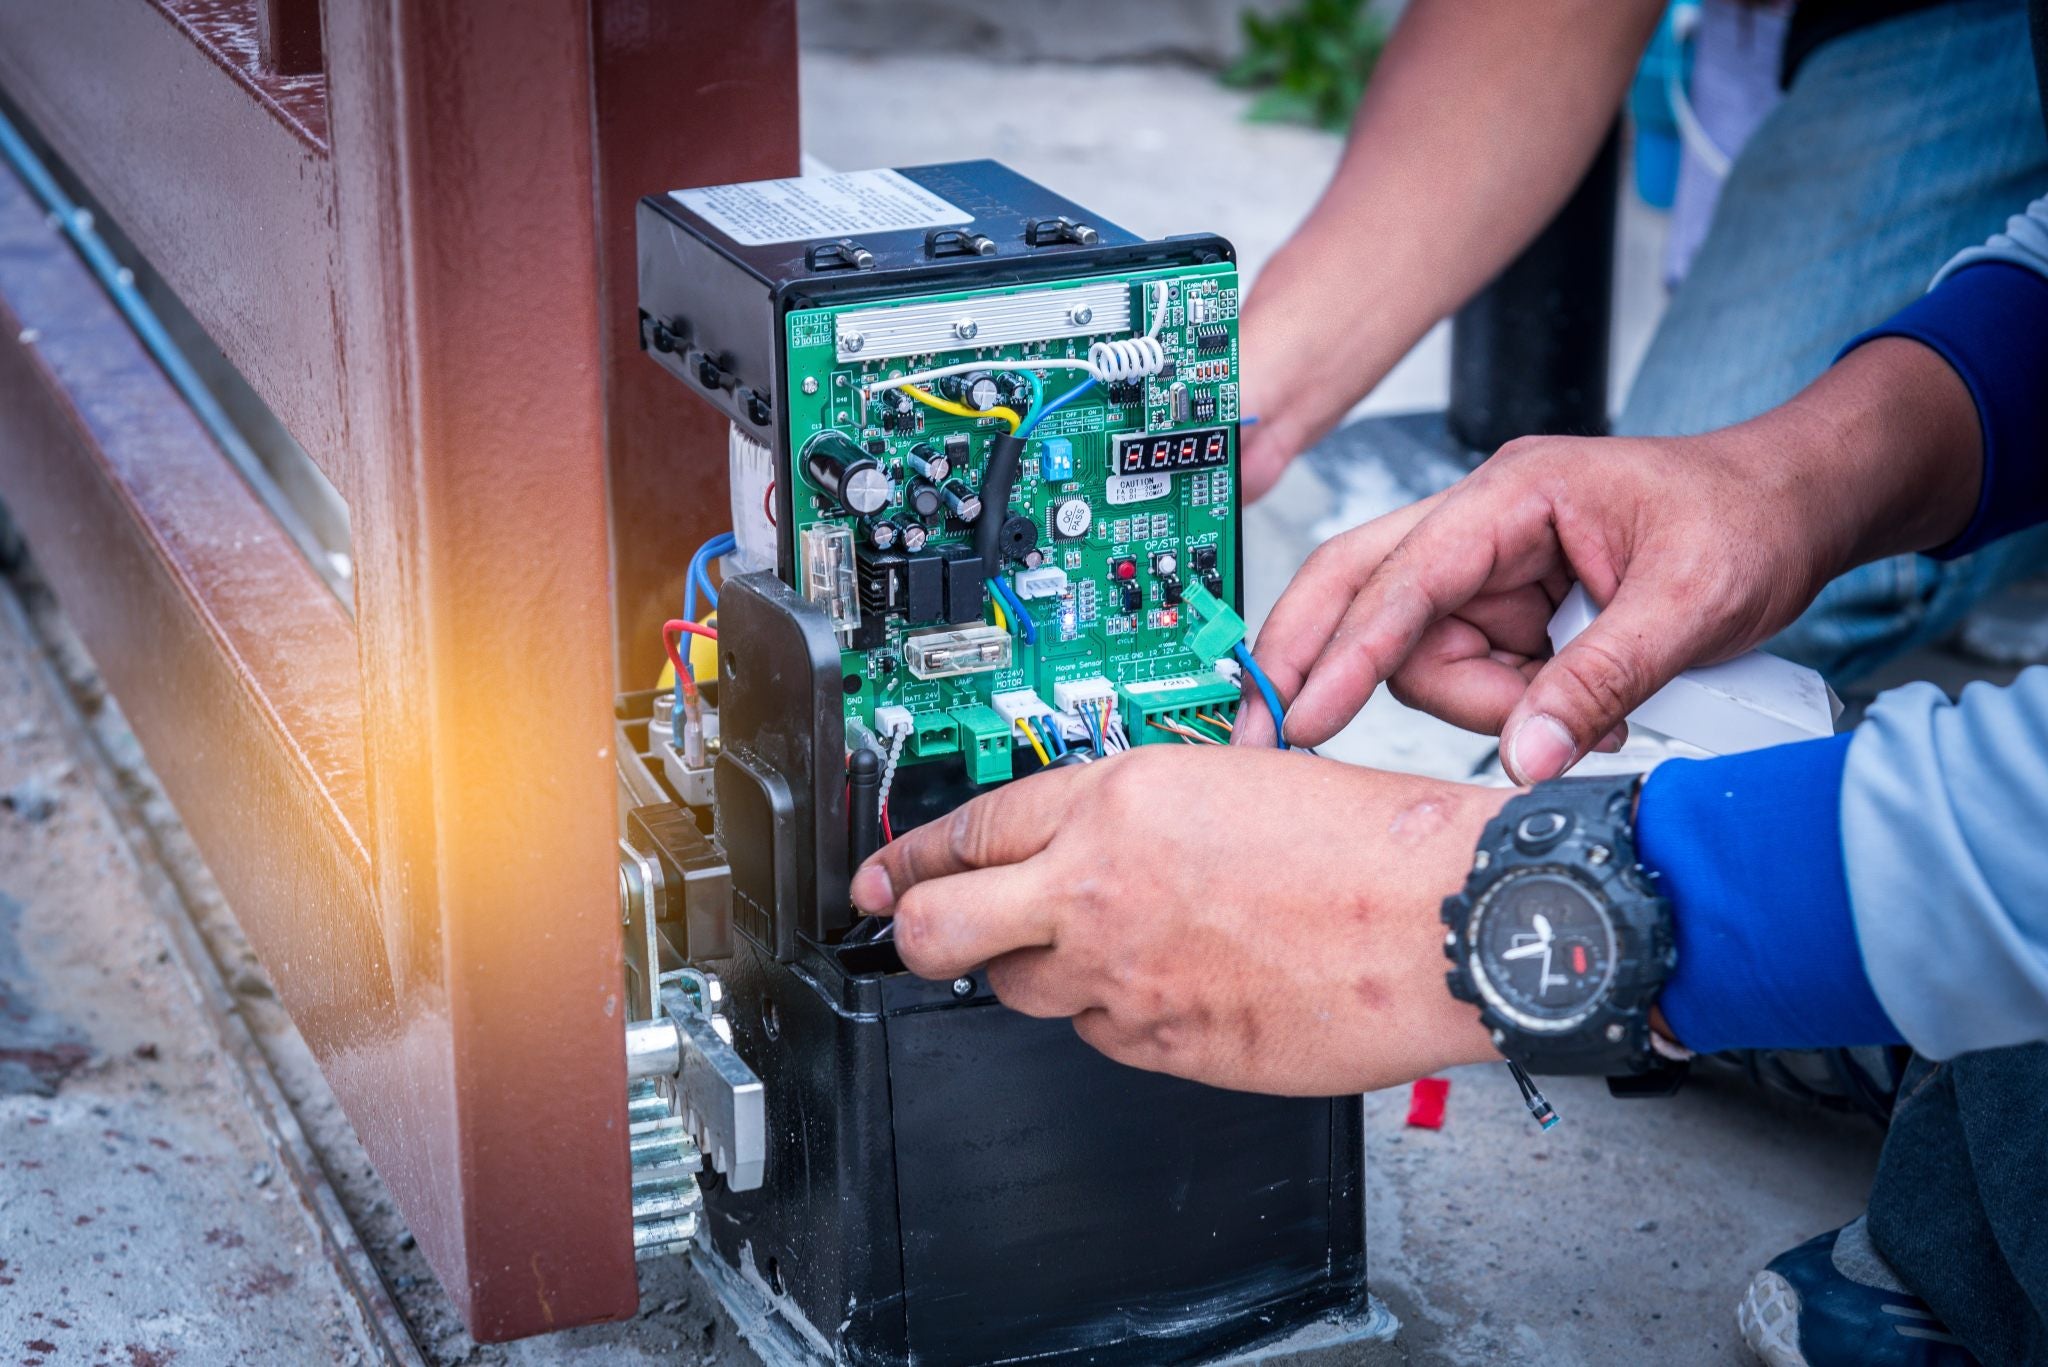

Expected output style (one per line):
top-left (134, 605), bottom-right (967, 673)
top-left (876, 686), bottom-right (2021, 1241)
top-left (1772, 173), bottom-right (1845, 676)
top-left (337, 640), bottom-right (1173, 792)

top-left (1113, 426), bottom-right (1232, 476)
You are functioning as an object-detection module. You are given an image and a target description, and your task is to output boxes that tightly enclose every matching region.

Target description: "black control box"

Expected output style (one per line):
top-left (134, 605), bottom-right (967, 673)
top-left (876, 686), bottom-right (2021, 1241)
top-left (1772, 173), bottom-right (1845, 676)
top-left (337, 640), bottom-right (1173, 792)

top-left (636, 160), bottom-right (1232, 581)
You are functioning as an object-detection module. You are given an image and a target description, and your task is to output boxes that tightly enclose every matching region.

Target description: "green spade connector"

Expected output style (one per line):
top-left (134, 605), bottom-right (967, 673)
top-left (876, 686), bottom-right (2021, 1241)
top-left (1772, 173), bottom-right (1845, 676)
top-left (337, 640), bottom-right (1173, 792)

top-left (1181, 581), bottom-right (1247, 664)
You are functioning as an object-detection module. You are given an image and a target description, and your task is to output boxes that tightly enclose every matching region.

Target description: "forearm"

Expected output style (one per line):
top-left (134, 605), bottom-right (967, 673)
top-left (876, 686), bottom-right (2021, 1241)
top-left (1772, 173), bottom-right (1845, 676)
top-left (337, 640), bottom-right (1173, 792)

top-left (1742, 336), bottom-right (1983, 577)
top-left (1241, 0), bottom-right (1662, 447)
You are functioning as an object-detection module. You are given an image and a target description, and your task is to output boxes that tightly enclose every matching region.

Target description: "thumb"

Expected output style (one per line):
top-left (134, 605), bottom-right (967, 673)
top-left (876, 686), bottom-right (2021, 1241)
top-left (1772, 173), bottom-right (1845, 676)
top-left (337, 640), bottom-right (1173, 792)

top-left (1500, 586), bottom-right (1704, 784)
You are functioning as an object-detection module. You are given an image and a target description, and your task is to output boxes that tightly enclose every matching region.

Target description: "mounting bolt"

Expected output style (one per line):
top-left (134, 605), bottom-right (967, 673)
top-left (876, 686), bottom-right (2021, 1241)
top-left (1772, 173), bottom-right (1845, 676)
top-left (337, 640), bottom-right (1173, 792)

top-left (840, 331), bottom-right (865, 354)
top-left (951, 977), bottom-right (974, 999)
top-left (1067, 305), bottom-right (1094, 328)
top-left (952, 317), bottom-right (979, 341)
top-left (1606, 1023), bottom-right (1627, 1043)
top-left (802, 376), bottom-right (819, 395)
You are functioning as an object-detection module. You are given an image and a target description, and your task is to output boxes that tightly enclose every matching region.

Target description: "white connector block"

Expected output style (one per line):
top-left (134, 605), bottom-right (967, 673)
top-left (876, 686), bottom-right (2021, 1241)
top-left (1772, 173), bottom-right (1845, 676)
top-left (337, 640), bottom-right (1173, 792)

top-left (874, 704), bottom-right (915, 740)
top-left (1053, 676), bottom-right (1117, 713)
top-left (1013, 566), bottom-right (1070, 600)
top-left (1546, 583), bottom-right (1840, 756)
top-left (990, 689), bottom-right (1055, 725)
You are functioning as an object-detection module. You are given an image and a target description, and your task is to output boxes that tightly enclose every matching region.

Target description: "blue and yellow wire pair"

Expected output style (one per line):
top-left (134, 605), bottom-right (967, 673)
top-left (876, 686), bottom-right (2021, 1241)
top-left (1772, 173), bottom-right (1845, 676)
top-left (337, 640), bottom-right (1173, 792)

top-left (1013, 714), bottom-right (1066, 767)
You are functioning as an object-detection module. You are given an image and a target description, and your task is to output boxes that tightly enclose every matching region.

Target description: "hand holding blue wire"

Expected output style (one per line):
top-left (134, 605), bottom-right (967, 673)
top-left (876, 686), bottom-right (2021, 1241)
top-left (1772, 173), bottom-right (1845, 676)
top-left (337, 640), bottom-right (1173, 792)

top-left (847, 743), bottom-right (1510, 1096)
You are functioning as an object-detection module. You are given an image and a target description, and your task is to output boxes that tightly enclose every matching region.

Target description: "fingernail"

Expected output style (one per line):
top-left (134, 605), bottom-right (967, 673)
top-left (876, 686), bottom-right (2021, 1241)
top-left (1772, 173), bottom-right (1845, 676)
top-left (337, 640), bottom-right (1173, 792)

top-left (850, 864), bottom-right (895, 912)
top-left (1507, 715), bottom-right (1576, 785)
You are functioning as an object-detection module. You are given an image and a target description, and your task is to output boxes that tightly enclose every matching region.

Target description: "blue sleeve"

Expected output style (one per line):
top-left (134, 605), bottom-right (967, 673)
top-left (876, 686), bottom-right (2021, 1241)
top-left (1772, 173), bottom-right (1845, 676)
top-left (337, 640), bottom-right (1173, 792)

top-left (1634, 735), bottom-right (1903, 1054)
top-left (1840, 257), bottom-right (2048, 559)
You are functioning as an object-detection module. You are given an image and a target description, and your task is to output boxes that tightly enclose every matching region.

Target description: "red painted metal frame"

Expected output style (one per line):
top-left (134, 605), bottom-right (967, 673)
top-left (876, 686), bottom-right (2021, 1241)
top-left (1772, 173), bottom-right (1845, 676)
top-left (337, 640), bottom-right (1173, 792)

top-left (0, 0), bottom-right (800, 1341)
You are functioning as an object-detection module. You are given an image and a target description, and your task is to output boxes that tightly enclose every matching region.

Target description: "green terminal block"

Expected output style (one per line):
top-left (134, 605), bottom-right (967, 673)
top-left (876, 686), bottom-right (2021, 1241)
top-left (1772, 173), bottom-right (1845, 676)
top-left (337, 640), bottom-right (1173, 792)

top-left (1181, 581), bottom-right (1248, 664)
top-left (951, 704), bottom-right (1015, 786)
top-left (910, 712), bottom-right (960, 760)
top-left (1118, 673), bottom-right (1242, 747)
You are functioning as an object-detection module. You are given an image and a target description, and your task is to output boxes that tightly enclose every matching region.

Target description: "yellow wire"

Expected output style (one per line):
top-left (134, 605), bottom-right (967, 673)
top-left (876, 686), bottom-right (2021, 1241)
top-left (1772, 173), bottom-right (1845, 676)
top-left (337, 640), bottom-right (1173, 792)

top-left (1015, 717), bottom-right (1052, 767)
top-left (990, 595), bottom-right (1009, 632)
top-left (900, 383), bottom-right (1022, 433)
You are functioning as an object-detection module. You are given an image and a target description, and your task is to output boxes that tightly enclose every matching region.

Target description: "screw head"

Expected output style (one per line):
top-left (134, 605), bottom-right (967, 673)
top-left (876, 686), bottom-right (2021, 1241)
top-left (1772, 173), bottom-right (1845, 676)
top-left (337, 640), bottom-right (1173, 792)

top-left (1472, 849), bottom-right (1491, 872)
top-left (1068, 305), bottom-right (1094, 328)
top-left (840, 332), bottom-right (865, 354)
top-left (1606, 1023), bottom-right (1627, 1043)
top-left (951, 977), bottom-right (974, 998)
top-left (802, 376), bottom-right (819, 395)
top-left (1490, 1028), bottom-right (1508, 1048)
top-left (952, 317), bottom-right (979, 341)
top-left (1587, 844), bottom-right (1611, 865)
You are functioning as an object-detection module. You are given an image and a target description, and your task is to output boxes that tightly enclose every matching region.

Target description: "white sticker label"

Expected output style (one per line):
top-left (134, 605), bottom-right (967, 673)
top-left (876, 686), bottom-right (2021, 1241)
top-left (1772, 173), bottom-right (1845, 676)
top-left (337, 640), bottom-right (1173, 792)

top-left (672, 170), bottom-right (972, 246)
top-left (1104, 472), bottom-right (1174, 506)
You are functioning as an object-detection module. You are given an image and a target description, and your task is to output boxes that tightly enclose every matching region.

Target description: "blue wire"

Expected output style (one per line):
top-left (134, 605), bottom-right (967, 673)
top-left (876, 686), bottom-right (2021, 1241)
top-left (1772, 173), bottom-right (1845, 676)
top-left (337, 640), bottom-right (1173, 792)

top-left (690, 554), bottom-right (721, 610)
top-left (1016, 376), bottom-right (1098, 441)
top-left (1041, 715), bottom-right (1067, 758)
top-left (1233, 641), bottom-right (1291, 751)
top-left (1017, 369), bottom-right (1044, 414)
top-left (1083, 702), bottom-right (1103, 756)
top-left (682, 532), bottom-right (736, 627)
top-left (1024, 716), bottom-right (1048, 762)
top-left (991, 575), bottom-right (1037, 645)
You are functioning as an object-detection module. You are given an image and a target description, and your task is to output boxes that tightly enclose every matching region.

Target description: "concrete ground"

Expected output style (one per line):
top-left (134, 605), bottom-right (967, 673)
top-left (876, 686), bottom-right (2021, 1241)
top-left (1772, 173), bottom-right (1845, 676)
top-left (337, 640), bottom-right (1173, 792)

top-left (0, 42), bottom-right (1941, 1367)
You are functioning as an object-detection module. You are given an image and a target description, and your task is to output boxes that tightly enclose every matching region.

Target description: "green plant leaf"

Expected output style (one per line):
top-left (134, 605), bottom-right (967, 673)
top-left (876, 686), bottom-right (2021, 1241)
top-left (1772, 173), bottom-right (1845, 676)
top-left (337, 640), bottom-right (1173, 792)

top-left (1222, 0), bottom-right (1387, 130)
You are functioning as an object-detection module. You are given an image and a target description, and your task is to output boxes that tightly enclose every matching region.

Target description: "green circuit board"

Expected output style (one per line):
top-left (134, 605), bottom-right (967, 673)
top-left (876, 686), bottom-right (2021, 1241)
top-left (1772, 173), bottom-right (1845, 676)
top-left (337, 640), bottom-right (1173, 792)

top-left (783, 261), bottom-right (1242, 778)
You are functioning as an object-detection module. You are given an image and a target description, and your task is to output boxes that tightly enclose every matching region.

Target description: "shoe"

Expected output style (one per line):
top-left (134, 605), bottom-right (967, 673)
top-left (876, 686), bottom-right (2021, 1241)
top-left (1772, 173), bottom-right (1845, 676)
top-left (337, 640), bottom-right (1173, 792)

top-left (1738, 1223), bottom-right (1978, 1366)
top-left (1708, 1044), bottom-right (1911, 1124)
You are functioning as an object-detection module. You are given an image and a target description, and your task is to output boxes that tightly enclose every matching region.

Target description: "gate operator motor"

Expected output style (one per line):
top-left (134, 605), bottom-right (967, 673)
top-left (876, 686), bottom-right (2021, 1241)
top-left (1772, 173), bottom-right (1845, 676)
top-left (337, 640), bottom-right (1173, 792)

top-left (622, 163), bottom-right (1372, 1364)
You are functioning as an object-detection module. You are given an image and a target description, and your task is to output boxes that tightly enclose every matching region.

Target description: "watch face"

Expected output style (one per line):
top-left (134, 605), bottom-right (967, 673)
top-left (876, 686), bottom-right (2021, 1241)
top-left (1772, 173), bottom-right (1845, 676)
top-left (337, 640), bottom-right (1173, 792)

top-left (1472, 870), bottom-right (1617, 1031)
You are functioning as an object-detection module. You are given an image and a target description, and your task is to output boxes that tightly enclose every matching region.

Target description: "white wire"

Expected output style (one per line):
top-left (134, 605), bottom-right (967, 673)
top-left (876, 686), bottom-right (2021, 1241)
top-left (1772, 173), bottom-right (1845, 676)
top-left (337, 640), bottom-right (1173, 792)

top-left (1666, 4), bottom-right (1731, 180)
top-left (876, 727), bottom-right (910, 816)
top-left (862, 281), bottom-right (1174, 399)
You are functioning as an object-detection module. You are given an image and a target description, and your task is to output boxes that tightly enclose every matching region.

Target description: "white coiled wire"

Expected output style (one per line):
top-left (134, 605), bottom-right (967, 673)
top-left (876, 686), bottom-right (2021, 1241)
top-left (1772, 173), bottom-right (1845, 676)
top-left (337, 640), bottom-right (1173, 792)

top-left (1085, 332), bottom-right (1167, 384)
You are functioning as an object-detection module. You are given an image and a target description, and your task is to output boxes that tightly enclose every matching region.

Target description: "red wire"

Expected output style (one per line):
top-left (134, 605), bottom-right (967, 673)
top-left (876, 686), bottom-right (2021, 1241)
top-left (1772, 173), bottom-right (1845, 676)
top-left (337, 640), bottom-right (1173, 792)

top-left (764, 480), bottom-right (777, 528)
top-left (881, 802), bottom-right (893, 843)
top-left (662, 619), bottom-right (719, 698)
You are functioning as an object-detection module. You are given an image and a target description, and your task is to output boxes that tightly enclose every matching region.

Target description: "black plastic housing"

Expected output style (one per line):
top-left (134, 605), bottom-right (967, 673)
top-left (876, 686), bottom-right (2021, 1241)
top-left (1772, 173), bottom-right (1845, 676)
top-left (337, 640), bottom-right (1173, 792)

top-left (706, 931), bottom-right (1368, 1367)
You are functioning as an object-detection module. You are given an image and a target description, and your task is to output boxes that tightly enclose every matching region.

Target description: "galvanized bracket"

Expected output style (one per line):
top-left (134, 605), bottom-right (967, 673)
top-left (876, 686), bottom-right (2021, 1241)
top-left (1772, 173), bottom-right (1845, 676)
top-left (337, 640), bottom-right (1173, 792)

top-left (626, 969), bottom-right (766, 1194)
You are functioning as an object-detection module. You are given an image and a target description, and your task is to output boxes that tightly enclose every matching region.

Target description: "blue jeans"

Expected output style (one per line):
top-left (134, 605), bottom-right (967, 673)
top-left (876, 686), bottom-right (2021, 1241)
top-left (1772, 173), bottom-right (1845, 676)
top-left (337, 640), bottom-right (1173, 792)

top-left (1867, 1047), bottom-right (2048, 1364)
top-left (1617, 0), bottom-right (2048, 681)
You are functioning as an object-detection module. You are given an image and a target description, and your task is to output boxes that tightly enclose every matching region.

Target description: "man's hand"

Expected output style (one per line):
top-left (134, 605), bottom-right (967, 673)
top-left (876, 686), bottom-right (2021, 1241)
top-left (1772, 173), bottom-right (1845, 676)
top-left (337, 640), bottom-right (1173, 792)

top-left (849, 746), bottom-right (1506, 1096)
top-left (1236, 338), bottom-right (1984, 780)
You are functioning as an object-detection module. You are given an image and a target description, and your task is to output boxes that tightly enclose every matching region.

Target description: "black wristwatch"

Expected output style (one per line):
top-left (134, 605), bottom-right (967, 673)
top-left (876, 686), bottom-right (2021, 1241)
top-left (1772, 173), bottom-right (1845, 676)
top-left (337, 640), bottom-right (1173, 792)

top-left (1442, 774), bottom-right (1684, 1092)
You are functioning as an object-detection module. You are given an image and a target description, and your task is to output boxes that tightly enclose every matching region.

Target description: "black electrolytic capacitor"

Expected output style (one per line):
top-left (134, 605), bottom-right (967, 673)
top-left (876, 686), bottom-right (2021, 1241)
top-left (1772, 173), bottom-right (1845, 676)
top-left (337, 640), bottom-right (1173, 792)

top-left (940, 478), bottom-right (983, 522)
top-left (906, 480), bottom-right (945, 521)
top-left (804, 431), bottom-right (892, 516)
